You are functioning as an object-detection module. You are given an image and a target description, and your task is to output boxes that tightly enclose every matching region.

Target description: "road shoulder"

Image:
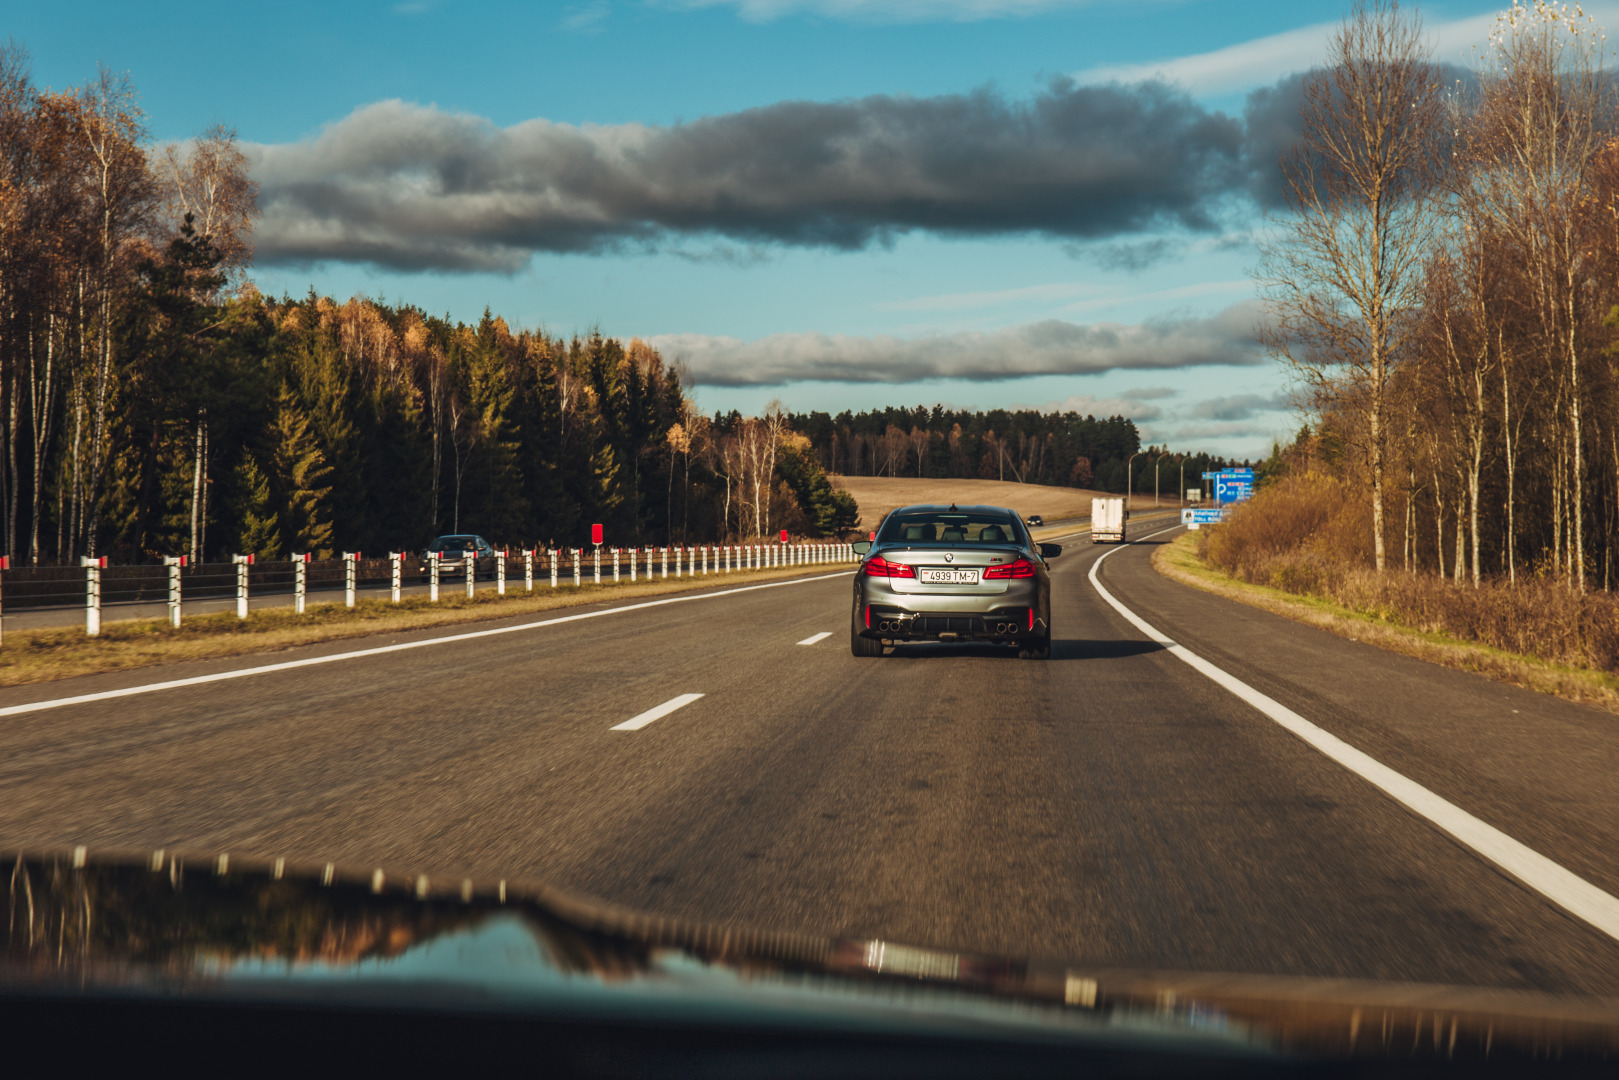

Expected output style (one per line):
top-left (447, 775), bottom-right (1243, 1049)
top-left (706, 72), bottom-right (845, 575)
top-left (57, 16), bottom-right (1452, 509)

top-left (1152, 531), bottom-right (1619, 715)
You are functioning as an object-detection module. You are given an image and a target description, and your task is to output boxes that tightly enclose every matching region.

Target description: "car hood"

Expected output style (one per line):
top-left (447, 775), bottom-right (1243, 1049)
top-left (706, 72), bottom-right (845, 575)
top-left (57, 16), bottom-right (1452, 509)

top-left (4, 849), bottom-right (1617, 1074)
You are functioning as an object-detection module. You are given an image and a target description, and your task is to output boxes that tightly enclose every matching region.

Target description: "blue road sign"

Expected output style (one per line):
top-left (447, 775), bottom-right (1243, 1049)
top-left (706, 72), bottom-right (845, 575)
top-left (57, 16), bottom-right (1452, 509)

top-left (1215, 468), bottom-right (1254, 505)
top-left (1182, 508), bottom-right (1229, 525)
top-left (1201, 471), bottom-right (1220, 480)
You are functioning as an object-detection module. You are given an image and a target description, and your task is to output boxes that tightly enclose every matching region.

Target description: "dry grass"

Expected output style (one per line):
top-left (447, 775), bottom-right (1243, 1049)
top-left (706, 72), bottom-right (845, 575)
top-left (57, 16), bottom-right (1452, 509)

top-left (1155, 533), bottom-right (1619, 714)
top-left (833, 476), bottom-right (1172, 528)
top-left (1200, 472), bottom-right (1619, 673)
top-left (0, 563), bottom-right (843, 689)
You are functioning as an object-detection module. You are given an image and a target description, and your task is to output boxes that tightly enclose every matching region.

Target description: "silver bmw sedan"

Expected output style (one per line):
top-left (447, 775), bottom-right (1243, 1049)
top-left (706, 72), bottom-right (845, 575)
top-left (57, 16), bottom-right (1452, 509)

top-left (850, 503), bottom-right (1061, 660)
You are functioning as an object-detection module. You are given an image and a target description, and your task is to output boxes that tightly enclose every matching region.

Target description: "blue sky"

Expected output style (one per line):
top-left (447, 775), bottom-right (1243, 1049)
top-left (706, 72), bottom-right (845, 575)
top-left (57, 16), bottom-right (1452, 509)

top-left (10, 1), bottom-right (1569, 459)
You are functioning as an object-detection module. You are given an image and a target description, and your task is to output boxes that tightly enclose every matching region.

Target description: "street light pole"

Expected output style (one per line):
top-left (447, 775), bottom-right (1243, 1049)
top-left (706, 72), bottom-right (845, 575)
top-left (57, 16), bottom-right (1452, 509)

top-left (1125, 450), bottom-right (1142, 510)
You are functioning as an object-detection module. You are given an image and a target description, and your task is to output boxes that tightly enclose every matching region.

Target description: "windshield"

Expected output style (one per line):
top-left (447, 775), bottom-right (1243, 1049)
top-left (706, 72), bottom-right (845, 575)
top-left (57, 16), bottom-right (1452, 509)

top-left (12, 0), bottom-right (1619, 1060)
top-left (878, 511), bottom-right (1022, 545)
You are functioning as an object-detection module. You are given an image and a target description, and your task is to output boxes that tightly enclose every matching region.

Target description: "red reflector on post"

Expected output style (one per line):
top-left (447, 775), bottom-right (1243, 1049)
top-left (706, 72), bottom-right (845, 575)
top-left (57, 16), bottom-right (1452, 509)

top-left (592, 524), bottom-right (603, 545)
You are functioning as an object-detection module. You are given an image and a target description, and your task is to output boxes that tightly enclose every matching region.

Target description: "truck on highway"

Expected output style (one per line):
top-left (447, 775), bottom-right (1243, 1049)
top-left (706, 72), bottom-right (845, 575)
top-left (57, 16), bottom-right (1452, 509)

top-left (1091, 496), bottom-right (1127, 543)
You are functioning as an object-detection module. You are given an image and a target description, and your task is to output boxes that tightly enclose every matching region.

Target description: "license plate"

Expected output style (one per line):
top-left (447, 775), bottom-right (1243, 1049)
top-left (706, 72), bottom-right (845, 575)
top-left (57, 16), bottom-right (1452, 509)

top-left (919, 568), bottom-right (979, 584)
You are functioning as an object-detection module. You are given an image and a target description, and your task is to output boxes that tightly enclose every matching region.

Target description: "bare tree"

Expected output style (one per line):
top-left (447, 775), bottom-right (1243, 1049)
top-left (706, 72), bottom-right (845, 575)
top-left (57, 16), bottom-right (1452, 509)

top-left (160, 123), bottom-right (257, 287)
top-left (1462, 0), bottom-right (1610, 591)
top-left (1259, 0), bottom-right (1444, 572)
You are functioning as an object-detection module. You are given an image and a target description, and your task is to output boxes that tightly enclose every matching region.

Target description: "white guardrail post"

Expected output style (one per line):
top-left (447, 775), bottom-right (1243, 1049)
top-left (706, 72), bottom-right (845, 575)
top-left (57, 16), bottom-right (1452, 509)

top-left (465, 550), bottom-right (476, 598)
top-left (549, 549), bottom-right (559, 589)
top-left (294, 553), bottom-right (309, 612)
top-left (429, 552), bottom-right (440, 602)
top-left (232, 554), bottom-right (252, 619)
top-left (525, 548), bottom-right (535, 591)
top-left (497, 549), bottom-right (507, 595)
top-left (646, 547), bottom-right (654, 579)
top-left (162, 555), bottom-right (185, 627)
top-left (390, 552), bottom-right (402, 603)
top-left (344, 552), bottom-right (359, 607)
top-left (629, 547), bottom-right (638, 582)
top-left (661, 547), bottom-right (668, 579)
top-left (573, 549), bottom-right (582, 587)
top-left (82, 556), bottom-right (105, 635)
top-left (612, 548), bottom-right (620, 583)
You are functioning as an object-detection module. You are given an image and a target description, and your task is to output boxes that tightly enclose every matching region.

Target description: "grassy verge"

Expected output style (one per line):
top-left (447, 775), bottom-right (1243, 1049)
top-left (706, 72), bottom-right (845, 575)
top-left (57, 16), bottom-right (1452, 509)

top-left (0, 563), bottom-right (846, 689)
top-left (1152, 533), bottom-right (1619, 714)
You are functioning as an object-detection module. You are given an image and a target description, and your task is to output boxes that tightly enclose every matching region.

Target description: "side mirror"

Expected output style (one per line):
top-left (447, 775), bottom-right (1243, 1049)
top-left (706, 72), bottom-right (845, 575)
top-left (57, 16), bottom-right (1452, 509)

top-left (851, 540), bottom-right (872, 556)
top-left (1039, 543), bottom-right (1063, 559)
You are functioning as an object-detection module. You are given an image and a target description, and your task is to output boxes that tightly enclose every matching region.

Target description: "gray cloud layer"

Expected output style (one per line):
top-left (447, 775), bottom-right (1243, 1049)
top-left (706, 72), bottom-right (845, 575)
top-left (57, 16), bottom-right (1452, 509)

top-left (648, 300), bottom-right (1264, 386)
top-left (249, 80), bottom-right (1250, 272)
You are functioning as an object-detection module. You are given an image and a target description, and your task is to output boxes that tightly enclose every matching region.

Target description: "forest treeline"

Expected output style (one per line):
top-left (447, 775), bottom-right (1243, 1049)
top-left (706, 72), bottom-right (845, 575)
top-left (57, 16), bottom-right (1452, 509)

top-left (1260, 0), bottom-right (1619, 597)
top-left (780, 407), bottom-right (1234, 501)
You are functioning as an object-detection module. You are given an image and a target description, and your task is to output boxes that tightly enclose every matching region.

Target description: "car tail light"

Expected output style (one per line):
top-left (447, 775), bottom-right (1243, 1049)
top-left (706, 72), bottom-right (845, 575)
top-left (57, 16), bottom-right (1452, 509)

top-left (862, 554), bottom-right (916, 578)
top-left (984, 557), bottom-right (1038, 579)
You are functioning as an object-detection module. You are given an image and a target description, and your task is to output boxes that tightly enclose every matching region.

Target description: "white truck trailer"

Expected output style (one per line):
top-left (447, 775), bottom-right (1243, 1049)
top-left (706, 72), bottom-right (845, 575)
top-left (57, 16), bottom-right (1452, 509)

top-left (1091, 496), bottom-right (1127, 543)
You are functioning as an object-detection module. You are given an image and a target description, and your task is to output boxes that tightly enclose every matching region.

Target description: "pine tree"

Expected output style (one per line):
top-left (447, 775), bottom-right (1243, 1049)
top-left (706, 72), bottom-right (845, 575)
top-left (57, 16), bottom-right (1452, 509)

top-left (235, 455), bottom-right (282, 558)
top-left (270, 386), bottom-right (334, 556)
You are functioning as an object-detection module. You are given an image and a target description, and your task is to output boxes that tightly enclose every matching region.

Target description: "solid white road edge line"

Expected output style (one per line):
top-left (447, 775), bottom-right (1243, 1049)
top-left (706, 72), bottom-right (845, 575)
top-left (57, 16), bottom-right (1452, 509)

top-left (612, 693), bottom-right (705, 731)
top-left (1090, 524), bottom-right (1619, 945)
top-left (796, 632), bottom-right (832, 646)
top-left (0, 572), bottom-right (851, 719)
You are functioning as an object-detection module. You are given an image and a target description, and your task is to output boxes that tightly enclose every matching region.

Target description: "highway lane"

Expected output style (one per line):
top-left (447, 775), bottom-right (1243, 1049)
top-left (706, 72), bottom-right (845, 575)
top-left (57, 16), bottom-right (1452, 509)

top-left (3, 528), bottom-right (1619, 998)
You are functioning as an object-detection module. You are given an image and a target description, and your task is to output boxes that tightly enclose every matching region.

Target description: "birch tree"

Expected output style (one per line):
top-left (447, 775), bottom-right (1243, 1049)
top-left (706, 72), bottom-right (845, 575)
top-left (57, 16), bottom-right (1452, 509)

top-left (1259, 0), bottom-right (1444, 572)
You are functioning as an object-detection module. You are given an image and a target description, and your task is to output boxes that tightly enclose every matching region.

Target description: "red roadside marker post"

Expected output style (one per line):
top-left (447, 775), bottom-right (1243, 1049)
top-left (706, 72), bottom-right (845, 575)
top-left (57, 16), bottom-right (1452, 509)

top-left (591, 523), bottom-right (603, 584)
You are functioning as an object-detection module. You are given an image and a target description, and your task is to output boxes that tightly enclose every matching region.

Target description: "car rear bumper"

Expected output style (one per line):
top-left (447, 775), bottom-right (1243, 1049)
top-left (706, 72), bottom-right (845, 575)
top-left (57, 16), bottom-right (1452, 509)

top-left (859, 604), bottom-right (1045, 642)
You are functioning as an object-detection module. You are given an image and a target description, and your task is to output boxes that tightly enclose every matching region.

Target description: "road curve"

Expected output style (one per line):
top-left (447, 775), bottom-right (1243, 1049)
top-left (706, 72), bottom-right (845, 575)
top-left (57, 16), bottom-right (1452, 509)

top-left (3, 527), bottom-right (1618, 996)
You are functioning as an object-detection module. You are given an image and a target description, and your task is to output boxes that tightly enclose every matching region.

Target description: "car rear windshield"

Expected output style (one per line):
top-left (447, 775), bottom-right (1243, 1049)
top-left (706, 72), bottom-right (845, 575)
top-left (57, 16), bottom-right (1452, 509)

top-left (878, 512), bottom-right (1021, 545)
top-left (431, 536), bottom-right (479, 549)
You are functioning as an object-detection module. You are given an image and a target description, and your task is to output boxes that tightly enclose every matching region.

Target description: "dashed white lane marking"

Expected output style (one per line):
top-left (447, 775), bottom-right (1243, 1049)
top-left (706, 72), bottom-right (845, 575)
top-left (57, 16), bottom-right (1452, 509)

top-left (0, 572), bottom-right (850, 720)
top-left (1090, 525), bottom-right (1619, 945)
top-left (612, 693), bottom-right (705, 731)
top-left (797, 632), bottom-right (832, 646)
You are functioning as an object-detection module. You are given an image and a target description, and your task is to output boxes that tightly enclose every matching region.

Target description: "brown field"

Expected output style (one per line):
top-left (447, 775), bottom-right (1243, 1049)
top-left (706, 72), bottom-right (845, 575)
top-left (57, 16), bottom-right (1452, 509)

top-left (832, 475), bottom-right (1182, 528)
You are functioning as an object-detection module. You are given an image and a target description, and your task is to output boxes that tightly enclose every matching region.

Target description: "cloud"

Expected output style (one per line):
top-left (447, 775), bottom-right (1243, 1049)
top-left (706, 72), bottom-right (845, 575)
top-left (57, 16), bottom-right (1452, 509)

top-left (1033, 393), bottom-right (1162, 421)
top-left (563, 1), bottom-right (612, 30)
top-left (248, 81), bottom-right (1245, 272)
top-left (1186, 390), bottom-right (1291, 422)
top-left (1073, 9), bottom-right (1510, 95)
top-left (647, 299), bottom-right (1265, 386)
top-left (1120, 385), bottom-right (1177, 400)
top-left (668, 0), bottom-right (1096, 22)
top-left (1169, 420), bottom-right (1284, 441)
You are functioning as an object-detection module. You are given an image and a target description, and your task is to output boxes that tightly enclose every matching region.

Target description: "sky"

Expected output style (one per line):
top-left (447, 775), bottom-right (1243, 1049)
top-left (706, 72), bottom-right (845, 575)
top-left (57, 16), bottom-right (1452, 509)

top-left (9, 0), bottom-right (1593, 459)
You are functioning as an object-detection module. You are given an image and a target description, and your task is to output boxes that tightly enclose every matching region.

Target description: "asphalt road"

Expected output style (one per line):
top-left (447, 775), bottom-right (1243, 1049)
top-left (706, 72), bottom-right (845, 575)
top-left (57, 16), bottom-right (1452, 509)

top-left (4, 524), bottom-right (1618, 996)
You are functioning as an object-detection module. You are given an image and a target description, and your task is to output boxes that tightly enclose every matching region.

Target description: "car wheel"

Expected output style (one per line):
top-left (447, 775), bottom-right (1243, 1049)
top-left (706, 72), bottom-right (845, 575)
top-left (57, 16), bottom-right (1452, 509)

top-left (851, 608), bottom-right (884, 658)
top-left (1019, 630), bottom-right (1050, 660)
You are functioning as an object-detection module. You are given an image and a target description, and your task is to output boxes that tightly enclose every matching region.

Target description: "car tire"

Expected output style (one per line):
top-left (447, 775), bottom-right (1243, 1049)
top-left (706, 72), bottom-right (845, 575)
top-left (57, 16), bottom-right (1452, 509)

top-left (851, 609), bottom-right (884, 658)
top-left (1019, 630), bottom-right (1050, 660)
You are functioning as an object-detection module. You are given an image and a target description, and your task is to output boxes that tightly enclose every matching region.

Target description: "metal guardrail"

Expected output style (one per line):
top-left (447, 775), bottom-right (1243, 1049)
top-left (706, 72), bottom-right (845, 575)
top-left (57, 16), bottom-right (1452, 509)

top-left (0, 544), bottom-right (857, 638)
